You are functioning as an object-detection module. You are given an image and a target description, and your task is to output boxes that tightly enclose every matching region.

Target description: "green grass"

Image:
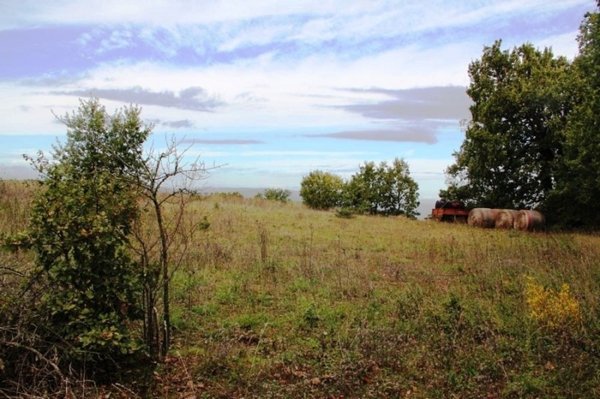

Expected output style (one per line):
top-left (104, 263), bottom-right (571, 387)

top-left (1, 184), bottom-right (600, 398)
top-left (158, 195), bottom-right (600, 398)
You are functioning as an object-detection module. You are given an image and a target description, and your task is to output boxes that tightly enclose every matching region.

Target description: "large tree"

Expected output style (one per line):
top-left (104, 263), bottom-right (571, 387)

top-left (442, 41), bottom-right (572, 209)
top-left (546, 6), bottom-right (600, 227)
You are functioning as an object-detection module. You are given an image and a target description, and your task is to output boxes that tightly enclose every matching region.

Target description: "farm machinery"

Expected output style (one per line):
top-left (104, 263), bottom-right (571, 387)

top-left (431, 200), bottom-right (469, 222)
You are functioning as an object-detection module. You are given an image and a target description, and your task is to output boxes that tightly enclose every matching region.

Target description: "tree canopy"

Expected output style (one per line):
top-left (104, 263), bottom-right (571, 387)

top-left (442, 4), bottom-right (600, 228)
top-left (441, 41), bottom-right (571, 210)
top-left (346, 159), bottom-right (419, 217)
top-left (301, 159), bottom-right (419, 218)
top-left (546, 8), bottom-right (600, 227)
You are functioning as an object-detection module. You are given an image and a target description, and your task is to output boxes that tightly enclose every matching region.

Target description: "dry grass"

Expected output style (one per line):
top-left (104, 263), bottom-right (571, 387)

top-left (0, 180), bottom-right (37, 234)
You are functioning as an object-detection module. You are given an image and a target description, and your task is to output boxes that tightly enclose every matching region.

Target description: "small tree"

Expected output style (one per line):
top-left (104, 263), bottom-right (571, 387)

top-left (28, 98), bottom-right (150, 371)
top-left (4, 98), bottom-right (209, 392)
top-left (300, 170), bottom-right (344, 210)
top-left (345, 159), bottom-right (419, 217)
top-left (344, 162), bottom-right (379, 214)
top-left (130, 138), bottom-right (208, 359)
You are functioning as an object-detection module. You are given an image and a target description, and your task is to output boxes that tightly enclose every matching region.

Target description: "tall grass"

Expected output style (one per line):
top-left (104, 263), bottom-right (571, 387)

top-left (0, 180), bottom-right (37, 234)
top-left (159, 194), bottom-right (600, 398)
top-left (0, 180), bottom-right (37, 290)
top-left (1, 183), bottom-right (599, 397)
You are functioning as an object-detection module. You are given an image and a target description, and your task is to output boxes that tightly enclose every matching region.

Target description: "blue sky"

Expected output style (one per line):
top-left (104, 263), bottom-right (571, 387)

top-left (0, 0), bottom-right (595, 203)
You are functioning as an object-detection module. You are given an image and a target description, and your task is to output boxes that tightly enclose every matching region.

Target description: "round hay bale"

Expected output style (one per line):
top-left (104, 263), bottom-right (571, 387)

top-left (495, 209), bottom-right (520, 229)
top-left (468, 208), bottom-right (499, 228)
top-left (514, 210), bottom-right (545, 231)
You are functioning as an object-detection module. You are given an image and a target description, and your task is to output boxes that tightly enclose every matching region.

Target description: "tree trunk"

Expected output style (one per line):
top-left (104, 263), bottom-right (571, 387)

top-left (153, 198), bottom-right (170, 357)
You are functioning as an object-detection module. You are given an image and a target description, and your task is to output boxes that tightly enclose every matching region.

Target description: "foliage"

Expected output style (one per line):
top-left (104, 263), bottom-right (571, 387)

top-left (256, 188), bottom-right (291, 202)
top-left (300, 170), bottom-right (345, 210)
top-left (443, 5), bottom-right (600, 229)
top-left (546, 7), bottom-right (600, 227)
top-left (441, 41), bottom-right (572, 209)
top-left (1, 230), bottom-right (32, 251)
top-left (345, 158), bottom-right (419, 217)
top-left (27, 98), bottom-right (149, 371)
top-left (301, 161), bottom-right (419, 217)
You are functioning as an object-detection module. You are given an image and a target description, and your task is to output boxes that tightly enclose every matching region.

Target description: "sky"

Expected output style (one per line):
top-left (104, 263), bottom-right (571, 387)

top-left (0, 0), bottom-right (595, 206)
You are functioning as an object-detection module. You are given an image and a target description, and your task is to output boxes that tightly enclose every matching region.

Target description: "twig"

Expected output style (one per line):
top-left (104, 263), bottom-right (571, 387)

top-left (0, 266), bottom-right (26, 277)
top-left (112, 382), bottom-right (140, 398)
top-left (2, 341), bottom-right (66, 382)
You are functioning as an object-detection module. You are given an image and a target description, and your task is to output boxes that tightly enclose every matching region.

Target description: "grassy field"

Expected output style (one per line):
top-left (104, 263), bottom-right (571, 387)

top-left (2, 181), bottom-right (600, 398)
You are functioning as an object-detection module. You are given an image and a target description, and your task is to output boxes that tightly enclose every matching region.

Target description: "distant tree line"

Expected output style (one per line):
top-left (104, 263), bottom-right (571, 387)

top-left (442, 4), bottom-right (600, 228)
top-left (300, 158), bottom-right (420, 218)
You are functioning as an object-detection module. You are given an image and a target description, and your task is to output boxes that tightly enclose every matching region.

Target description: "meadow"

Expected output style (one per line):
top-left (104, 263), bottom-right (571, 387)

top-left (1, 181), bottom-right (599, 398)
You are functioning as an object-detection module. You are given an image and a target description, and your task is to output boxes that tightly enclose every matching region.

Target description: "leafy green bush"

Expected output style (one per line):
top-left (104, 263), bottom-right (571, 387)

top-left (28, 98), bottom-right (150, 373)
top-left (257, 188), bottom-right (291, 202)
top-left (300, 170), bottom-right (344, 210)
top-left (1, 231), bottom-right (32, 251)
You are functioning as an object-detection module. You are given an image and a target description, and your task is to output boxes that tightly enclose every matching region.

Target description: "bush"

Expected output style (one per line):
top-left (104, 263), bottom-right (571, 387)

top-left (27, 98), bottom-right (149, 374)
top-left (301, 161), bottom-right (420, 217)
top-left (300, 170), bottom-right (344, 210)
top-left (257, 188), bottom-right (291, 202)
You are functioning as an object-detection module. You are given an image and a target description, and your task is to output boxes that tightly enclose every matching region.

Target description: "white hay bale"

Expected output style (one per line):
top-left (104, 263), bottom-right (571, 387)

top-left (468, 208), bottom-right (500, 228)
top-left (514, 210), bottom-right (545, 231)
top-left (495, 209), bottom-right (520, 229)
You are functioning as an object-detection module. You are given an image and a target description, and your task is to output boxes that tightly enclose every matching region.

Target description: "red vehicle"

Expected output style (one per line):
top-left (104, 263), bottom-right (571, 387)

top-left (431, 200), bottom-right (469, 222)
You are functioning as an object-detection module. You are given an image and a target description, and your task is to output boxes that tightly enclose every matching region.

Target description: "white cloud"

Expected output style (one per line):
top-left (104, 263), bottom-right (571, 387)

top-left (0, 19), bottom-right (570, 136)
top-left (217, 22), bottom-right (296, 53)
top-left (1, 0), bottom-right (593, 194)
top-left (97, 29), bottom-right (134, 53)
top-left (238, 150), bottom-right (375, 157)
top-left (0, 83), bottom-right (77, 134)
top-left (0, 0), bottom-right (341, 29)
top-left (2, 0), bottom-right (590, 34)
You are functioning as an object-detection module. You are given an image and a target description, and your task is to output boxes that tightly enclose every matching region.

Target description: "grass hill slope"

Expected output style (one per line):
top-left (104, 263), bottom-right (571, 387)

top-left (1, 183), bottom-right (599, 398)
top-left (159, 194), bottom-right (600, 398)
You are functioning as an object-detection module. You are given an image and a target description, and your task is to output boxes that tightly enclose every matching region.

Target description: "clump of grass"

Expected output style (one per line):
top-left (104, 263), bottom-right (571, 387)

top-left (257, 223), bottom-right (269, 264)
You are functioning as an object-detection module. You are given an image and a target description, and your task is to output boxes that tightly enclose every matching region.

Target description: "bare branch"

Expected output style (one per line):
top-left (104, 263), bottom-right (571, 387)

top-left (0, 266), bottom-right (27, 277)
top-left (2, 341), bottom-right (66, 381)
